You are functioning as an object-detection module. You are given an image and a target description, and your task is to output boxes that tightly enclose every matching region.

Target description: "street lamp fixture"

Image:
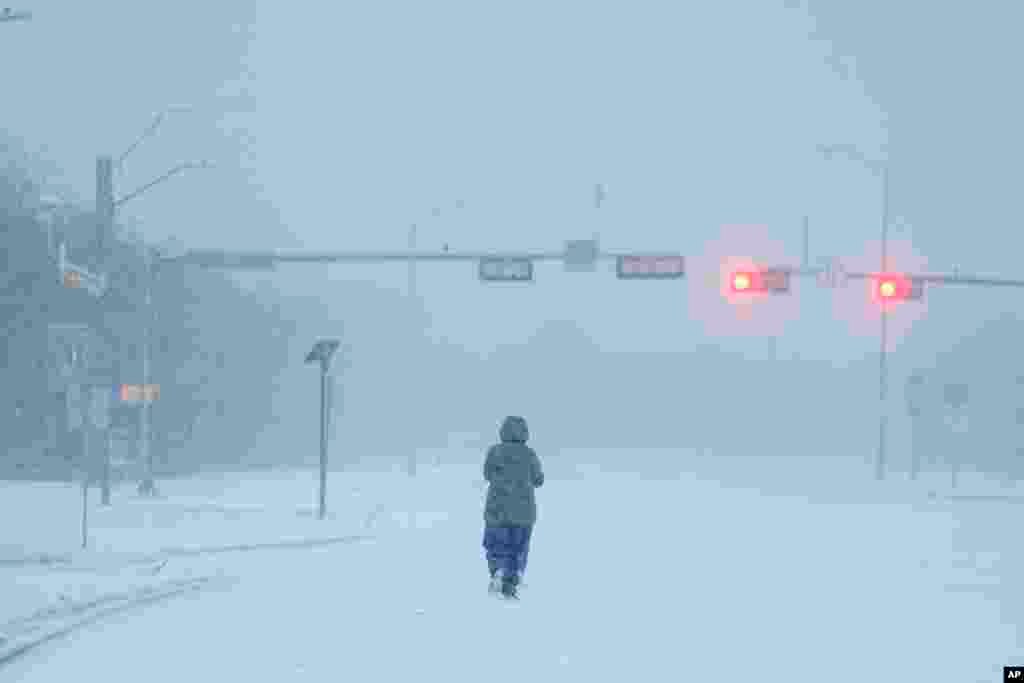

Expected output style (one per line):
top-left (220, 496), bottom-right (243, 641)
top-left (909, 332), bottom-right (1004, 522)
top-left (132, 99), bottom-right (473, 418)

top-left (0, 7), bottom-right (31, 22)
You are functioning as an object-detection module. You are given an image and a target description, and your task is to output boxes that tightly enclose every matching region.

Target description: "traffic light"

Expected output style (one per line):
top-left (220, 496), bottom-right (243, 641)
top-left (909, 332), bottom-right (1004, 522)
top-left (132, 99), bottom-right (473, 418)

top-left (872, 273), bottom-right (923, 303)
top-left (727, 267), bottom-right (790, 294)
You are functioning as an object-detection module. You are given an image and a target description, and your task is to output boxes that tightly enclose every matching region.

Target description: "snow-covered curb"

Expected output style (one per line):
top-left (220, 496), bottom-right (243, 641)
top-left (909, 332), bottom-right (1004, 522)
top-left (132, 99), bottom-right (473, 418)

top-left (0, 573), bottom-right (235, 667)
top-left (1, 533), bottom-right (374, 628)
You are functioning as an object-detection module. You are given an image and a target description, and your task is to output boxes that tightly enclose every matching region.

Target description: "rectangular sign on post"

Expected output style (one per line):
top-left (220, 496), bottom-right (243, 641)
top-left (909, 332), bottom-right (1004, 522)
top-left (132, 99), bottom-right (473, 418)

top-left (616, 255), bottom-right (685, 279)
top-left (118, 384), bottom-right (160, 403)
top-left (478, 257), bottom-right (534, 282)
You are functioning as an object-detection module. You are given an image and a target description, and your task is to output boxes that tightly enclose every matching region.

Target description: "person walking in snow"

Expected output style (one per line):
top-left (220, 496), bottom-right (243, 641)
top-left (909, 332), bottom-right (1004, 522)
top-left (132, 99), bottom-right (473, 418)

top-left (482, 415), bottom-right (544, 599)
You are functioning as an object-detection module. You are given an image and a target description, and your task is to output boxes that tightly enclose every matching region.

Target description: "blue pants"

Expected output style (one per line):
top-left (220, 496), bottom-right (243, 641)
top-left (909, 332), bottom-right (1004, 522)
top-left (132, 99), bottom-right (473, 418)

top-left (483, 525), bottom-right (533, 578)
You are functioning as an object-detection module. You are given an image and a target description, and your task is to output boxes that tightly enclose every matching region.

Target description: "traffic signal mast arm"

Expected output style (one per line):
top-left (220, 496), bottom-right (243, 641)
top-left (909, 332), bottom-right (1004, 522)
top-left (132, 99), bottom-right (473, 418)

top-left (747, 263), bottom-right (1024, 289)
top-left (844, 270), bottom-right (1024, 289)
top-left (164, 249), bottom-right (685, 269)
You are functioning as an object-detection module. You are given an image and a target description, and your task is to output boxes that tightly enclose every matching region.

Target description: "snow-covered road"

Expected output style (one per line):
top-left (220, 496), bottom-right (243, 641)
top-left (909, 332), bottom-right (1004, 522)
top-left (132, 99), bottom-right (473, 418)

top-left (4, 455), bottom-right (1021, 682)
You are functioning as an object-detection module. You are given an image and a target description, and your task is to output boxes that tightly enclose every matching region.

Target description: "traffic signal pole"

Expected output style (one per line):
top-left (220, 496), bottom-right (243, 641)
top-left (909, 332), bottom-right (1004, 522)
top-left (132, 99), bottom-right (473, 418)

top-left (877, 165), bottom-right (891, 481)
top-left (319, 359), bottom-right (328, 519)
top-left (406, 224), bottom-right (418, 478)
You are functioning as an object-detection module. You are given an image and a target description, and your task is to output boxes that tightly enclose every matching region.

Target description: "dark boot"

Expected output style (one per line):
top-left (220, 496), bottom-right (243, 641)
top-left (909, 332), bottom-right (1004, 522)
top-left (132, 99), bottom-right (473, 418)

top-left (488, 569), bottom-right (502, 595)
top-left (500, 572), bottom-right (519, 599)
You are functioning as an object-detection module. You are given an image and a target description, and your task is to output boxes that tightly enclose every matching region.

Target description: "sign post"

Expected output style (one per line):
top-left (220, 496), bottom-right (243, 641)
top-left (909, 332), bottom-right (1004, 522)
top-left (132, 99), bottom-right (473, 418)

top-left (906, 372), bottom-right (925, 481)
top-left (944, 383), bottom-right (969, 489)
top-left (305, 339), bottom-right (340, 520)
top-left (90, 387), bottom-right (112, 505)
top-left (80, 457), bottom-right (89, 549)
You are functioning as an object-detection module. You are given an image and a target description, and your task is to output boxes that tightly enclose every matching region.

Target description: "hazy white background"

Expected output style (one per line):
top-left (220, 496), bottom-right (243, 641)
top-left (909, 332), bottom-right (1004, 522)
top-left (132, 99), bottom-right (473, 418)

top-left (3, 1), bottom-right (1022, 460)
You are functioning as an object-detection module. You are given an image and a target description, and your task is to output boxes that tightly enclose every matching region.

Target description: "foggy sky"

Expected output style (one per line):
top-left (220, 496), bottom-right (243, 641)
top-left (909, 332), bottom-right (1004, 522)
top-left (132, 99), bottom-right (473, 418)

top-left (3, 1), bottom-right (1021, 368)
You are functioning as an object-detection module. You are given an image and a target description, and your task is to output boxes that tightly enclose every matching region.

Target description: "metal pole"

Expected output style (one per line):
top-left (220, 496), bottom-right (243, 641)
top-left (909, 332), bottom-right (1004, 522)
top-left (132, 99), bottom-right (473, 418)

top-left (909, 415), bottom-right (919, 481)
top-left (951, 421), bottom-right (960, 489)
top-left (81, 429), bottom-right (89, 549)
top-left (96, 157), bottom-right (114, 252)
top-left (101, 423), bottom-right (112, 505)
top-left (407, 223), bottom-right (417, 479)
top-left (876, 164), bottom-right (890, 481)
top-left (96, 156), bottom-right (114, 505)
top-left (139, 254), bottom-right (156, 496)
top-left (802, 216), bottom-right (810, 269)
top-left (319, 361), bottom-right (328, 519)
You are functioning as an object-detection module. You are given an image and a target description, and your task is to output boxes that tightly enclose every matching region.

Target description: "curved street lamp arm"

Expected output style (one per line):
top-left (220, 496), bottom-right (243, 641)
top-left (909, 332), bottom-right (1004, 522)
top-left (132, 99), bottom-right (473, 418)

top-left (115, 106), bottom-right (194, 169)
top-left (114, 160), bottom-right (213, 208)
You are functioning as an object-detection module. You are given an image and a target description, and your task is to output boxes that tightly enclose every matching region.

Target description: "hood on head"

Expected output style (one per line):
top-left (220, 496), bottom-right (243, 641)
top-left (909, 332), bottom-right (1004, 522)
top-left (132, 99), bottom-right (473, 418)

top-left (499, 416), bottom-right (529, 443)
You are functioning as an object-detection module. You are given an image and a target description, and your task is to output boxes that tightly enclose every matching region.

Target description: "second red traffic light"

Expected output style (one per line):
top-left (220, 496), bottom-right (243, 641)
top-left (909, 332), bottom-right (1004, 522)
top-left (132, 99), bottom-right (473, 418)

top-left (872, 273), bottom-right (923, 302)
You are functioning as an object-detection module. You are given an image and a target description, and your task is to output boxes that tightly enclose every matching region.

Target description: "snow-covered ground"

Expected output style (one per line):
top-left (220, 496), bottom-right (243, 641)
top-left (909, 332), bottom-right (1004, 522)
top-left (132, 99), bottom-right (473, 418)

top-left (3, 447), bottom-right (1023, 681)
top-left (0, 460), bottom-right (456, 654)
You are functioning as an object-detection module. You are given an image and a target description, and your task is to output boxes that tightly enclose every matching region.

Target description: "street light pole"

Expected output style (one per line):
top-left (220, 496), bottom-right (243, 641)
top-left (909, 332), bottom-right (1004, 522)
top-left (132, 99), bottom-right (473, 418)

top-left (106, 114), bottom-right (213, 496)
top-left (137, 250), bottom-right (156, 495)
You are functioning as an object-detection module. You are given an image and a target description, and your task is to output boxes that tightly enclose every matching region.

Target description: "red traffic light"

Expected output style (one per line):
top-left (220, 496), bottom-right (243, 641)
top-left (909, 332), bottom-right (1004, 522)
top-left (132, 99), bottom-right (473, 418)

top-left (727, 268), bottom-right (790, 294)
top-left (730, 271), bottom-right (754, 292)
top-left (872, 273), bottom-right (922, 302)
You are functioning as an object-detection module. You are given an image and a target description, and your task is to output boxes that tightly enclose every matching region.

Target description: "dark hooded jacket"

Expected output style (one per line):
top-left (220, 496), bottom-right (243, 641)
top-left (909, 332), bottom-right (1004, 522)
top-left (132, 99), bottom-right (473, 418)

top-left (483, 416), bottom-right (544, 527)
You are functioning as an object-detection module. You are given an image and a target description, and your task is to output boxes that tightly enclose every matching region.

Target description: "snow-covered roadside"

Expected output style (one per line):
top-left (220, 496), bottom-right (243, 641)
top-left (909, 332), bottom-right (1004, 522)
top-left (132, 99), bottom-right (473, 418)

top-left (0, 467), bottom-right (447, 566)
top-left (0, 464), bottom-right (468, 654)
top-left (0, 565), bottom-right (234, 665)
